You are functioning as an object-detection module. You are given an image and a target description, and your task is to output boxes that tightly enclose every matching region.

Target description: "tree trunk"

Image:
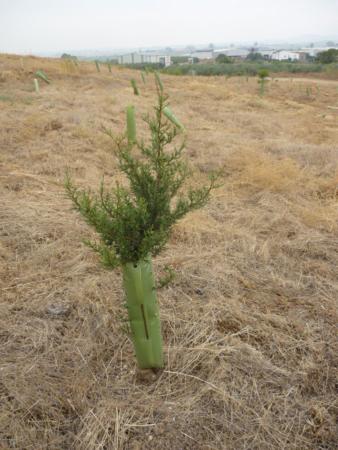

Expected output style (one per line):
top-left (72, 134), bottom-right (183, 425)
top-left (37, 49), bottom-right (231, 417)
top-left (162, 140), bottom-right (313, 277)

top-left (122, 256), bottom-right (163, 369)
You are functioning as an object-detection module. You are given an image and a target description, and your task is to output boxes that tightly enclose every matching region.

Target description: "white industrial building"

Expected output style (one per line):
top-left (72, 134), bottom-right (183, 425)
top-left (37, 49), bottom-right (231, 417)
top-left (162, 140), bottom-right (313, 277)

top-left (189, 48), bottom-right (250, 60)
top-left (270, 50), bottom-right (302, 61)
top-left (118, 53), bottom-right (171, 66)
top-left (214, 48), bottom-right (250, 59)
top-left (189, 49), bottom-right (214, 60)
top-left (300, 47), bottom-right (335, 57)
top-left (274, 50), bottom-right (300, 61)
top-left (261, 50), bottom-right (275, 59)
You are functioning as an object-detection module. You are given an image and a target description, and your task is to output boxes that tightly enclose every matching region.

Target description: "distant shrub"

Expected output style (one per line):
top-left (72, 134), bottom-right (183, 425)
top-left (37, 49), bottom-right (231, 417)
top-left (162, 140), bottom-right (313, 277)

top-left (257, 69), bottom-right (269, 96)
top-left (316, 49), bottom-right (338, 64)
top-left (61, 53), bottom-right (78, 61)
top-left (163, 61), bottom-right (324, 77)
top-left (123, 63), bottom-right (162, 71)
top-left (257, 68), bottom-right (269, 79)
top-left (323, 63), bottom-right (338, 78)
top-left (246, 52), bottom-right (264, 61)
top-left (215, 54), bottom-right (233, 64)
top-left (171, 56), bottom-right (189, 64)
top-left (163, 65), bottom-right (186, 76)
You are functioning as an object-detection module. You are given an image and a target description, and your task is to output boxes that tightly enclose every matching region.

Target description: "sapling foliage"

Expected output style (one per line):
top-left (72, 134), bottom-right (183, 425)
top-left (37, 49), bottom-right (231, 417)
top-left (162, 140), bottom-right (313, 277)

top-left (257, 68), bottom-right (269, 96)
top-left (65, 76), bottom-right (218, 369)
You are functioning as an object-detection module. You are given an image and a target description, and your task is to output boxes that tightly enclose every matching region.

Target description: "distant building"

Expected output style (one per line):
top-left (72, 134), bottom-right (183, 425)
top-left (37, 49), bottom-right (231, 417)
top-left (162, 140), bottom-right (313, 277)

top-left (259, 49), bottom-right (309, 61)
top-left (270, 50), bottom-right (302, 61)
top-left (189, 49), bottom-right (214, 60)
top-left (118, 53), bottom-right (171, 66)
top-left (261, 50), bottom-right (275, 60)
top-left (214, 48), bottom-right (250, 60)
top-left (224, 49), bottom-right (249, 59)
top-left (300, 47), bottom-right (335, 57)
top-left (296, 52), bottom-right (308, 61)
top-left (187, 47), bottom-right (249, 62)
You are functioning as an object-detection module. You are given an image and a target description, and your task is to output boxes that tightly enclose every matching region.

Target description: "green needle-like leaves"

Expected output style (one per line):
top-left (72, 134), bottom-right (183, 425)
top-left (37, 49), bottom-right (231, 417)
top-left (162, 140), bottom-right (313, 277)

top-left (65, 82), bottom-right (218, 269)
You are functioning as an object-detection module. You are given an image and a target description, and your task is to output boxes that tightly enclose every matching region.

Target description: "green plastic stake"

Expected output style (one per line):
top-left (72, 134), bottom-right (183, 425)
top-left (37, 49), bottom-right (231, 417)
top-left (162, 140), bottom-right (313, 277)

top-left (95, 60), bottom-right (100, 72)
top-left (107, 62), bottom-right (112, 73)
top-left (141, 72), bottom-right (146, 84)
top-left (122, 257), bottom-right (163, 369)
top-left (126, 105), bottom-right (136, 145)
top-left (35, 70), bottom-right (50, 84)
top-left (131, 79), bottom-right (139, 95)
top-left (163, 106), bottom-right (184, 130)
top-left (34, 78), bottom-right (39, 93)
top-left (154, 72), bottom-right (163, 92)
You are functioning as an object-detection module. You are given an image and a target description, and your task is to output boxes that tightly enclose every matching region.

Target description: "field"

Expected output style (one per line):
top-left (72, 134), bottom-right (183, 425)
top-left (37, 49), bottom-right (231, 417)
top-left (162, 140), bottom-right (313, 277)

top-left (0, 54), bottom-right (337, 450)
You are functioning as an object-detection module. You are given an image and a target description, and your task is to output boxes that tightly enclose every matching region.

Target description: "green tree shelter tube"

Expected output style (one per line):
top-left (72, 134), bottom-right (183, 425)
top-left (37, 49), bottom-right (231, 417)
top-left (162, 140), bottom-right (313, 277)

top-left (122, 256), bottom-right (163, 369)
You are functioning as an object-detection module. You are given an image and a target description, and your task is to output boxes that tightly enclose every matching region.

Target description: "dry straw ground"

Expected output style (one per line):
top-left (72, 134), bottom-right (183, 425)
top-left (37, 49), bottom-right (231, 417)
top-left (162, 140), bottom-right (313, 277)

top-left (0, 54), bottom-right (337, 450)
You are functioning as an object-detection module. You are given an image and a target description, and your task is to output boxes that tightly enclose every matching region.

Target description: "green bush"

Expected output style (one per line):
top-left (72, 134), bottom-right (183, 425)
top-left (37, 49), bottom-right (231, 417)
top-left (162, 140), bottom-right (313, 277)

top-left (257, 69), bottom-right (269, 96)
top-left (215, 54), bottom-right (233, 64)
top-left (324, 63), bottom-right (338, 77)
top-left (163, 61), bottom-right (324, 77)
top-left (316, 49), bottom-right (338, 64)
top-left (123, 63), bottom-right (162, 71)
top-left (171, 56), bottom-right (189, 64)
top-left (61, 53), bottom-right (78, 61)
top-left (246, 52), bottom-right (264, 61)
top-left (257, 68), bottom-right (269, 79)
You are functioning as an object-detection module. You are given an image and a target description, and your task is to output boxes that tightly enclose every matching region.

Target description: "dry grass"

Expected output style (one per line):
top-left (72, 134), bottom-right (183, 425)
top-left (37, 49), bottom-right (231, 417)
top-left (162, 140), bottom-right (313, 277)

top-left (0, 54), bottom-right (337, 450)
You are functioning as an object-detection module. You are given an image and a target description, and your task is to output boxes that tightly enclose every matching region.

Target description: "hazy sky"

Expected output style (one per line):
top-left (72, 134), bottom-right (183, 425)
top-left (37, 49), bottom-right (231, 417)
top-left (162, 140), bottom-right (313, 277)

top-left (1, 0), bottom-right (337, 54)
